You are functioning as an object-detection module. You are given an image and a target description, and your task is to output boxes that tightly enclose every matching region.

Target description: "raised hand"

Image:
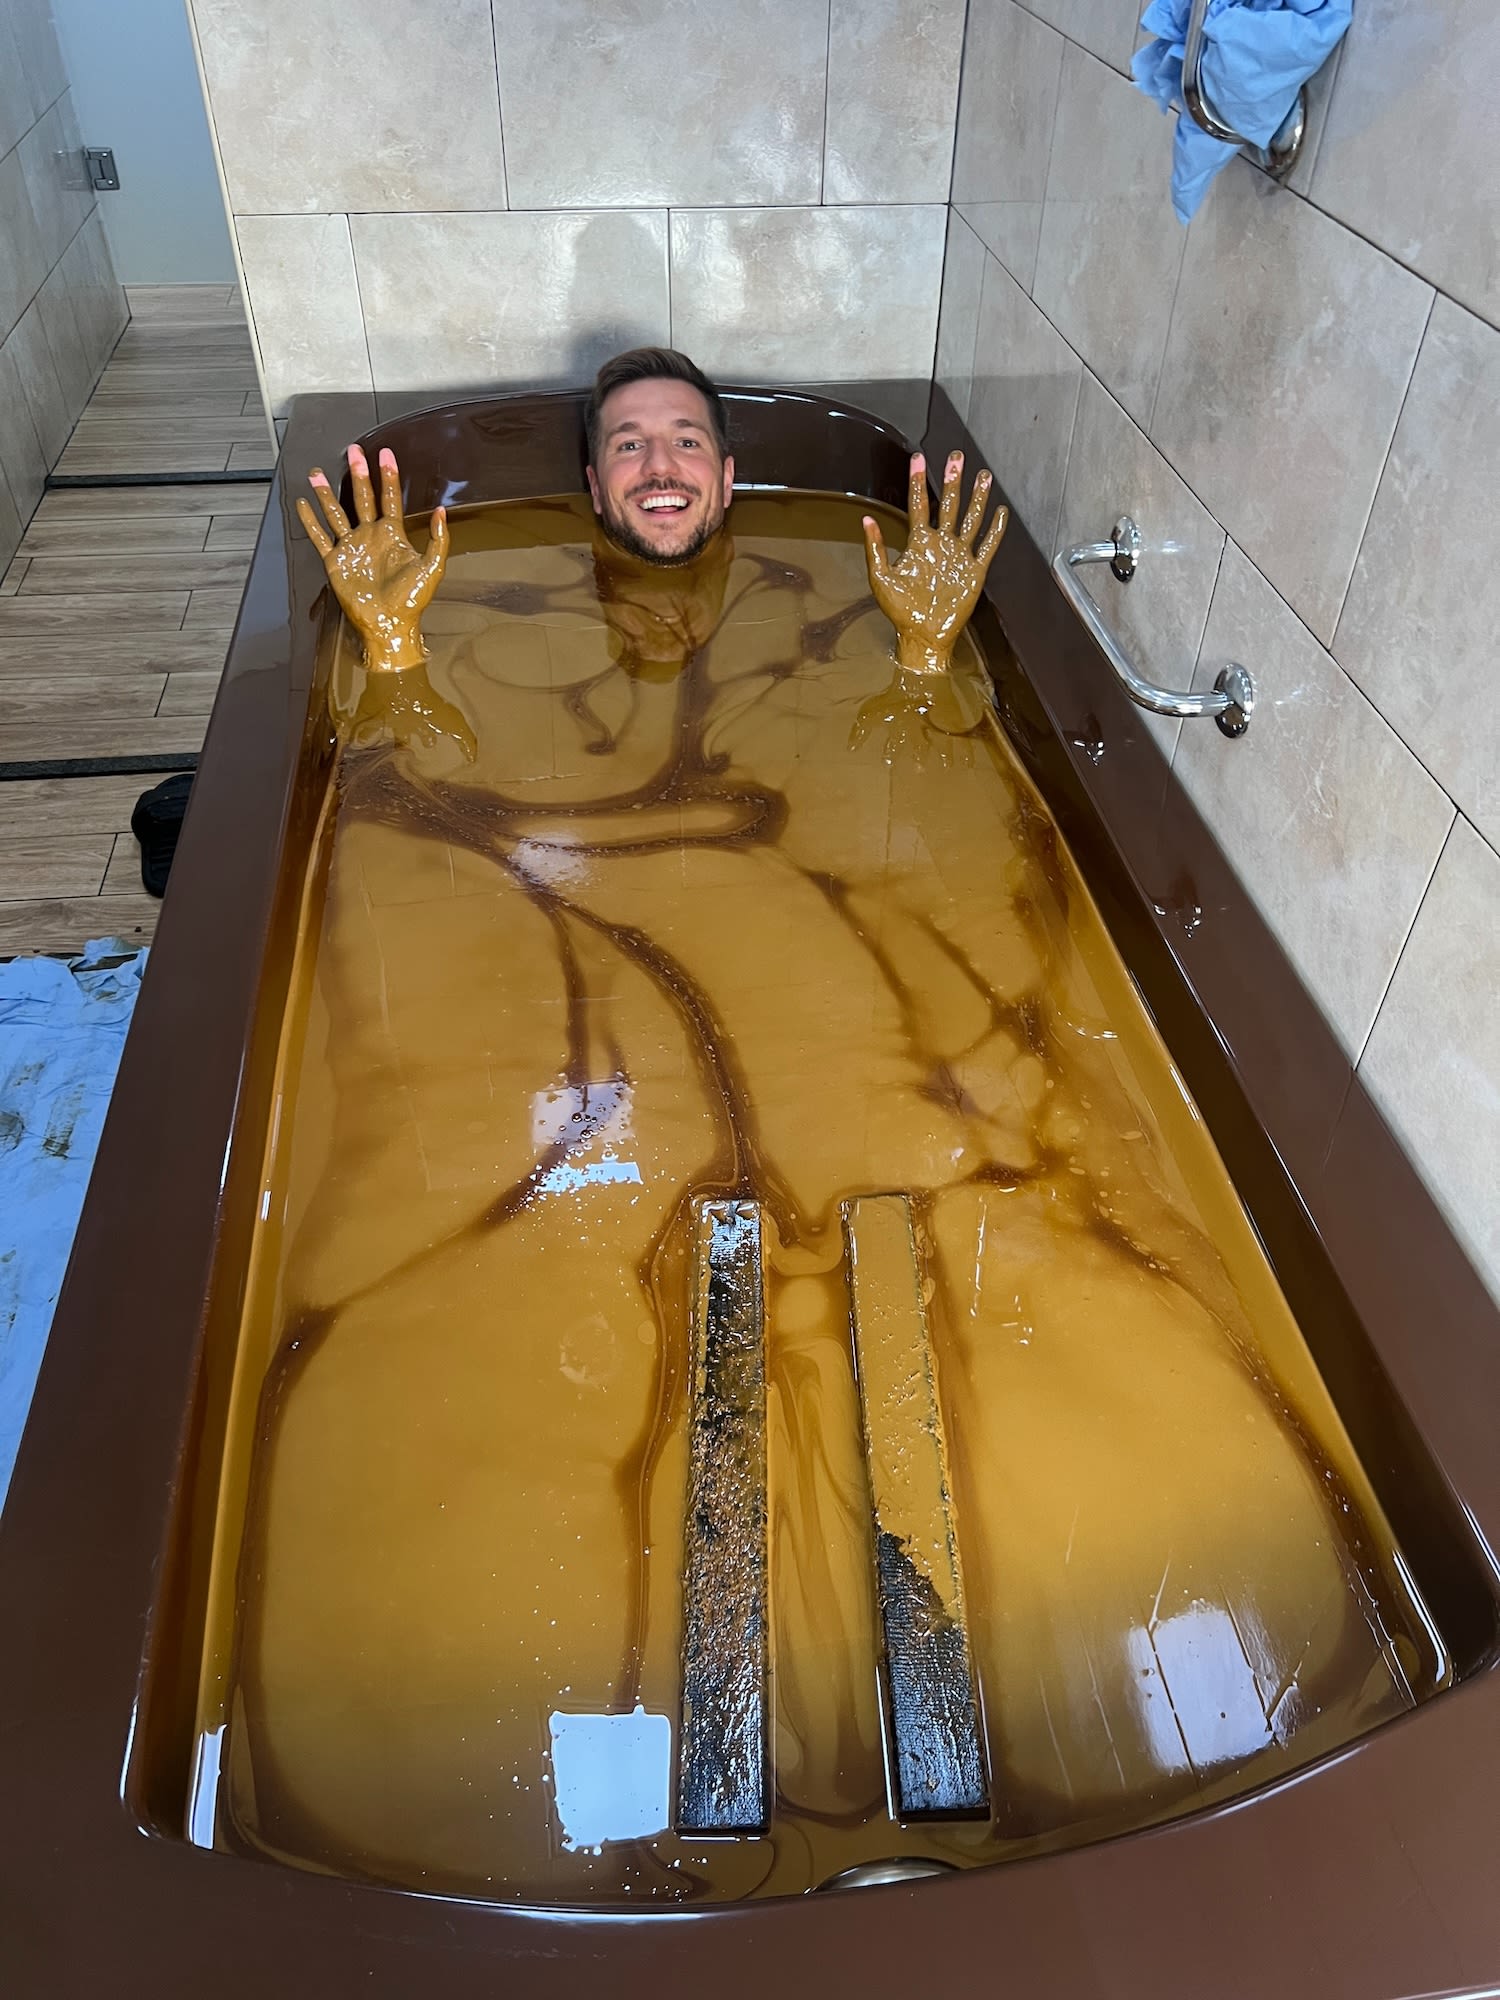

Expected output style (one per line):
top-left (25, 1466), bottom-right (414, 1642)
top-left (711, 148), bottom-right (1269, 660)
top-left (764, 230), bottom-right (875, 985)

top-left (296, 443), bottom-right (449, 674)
top-left (862, 450), bottom-right (1007, 677)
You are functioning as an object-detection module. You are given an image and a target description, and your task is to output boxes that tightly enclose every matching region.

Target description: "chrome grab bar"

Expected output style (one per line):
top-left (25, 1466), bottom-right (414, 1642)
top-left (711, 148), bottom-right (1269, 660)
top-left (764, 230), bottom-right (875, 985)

top-left (1052, 516), bottom-right (1255, 738)
top-left (1182, 0), bottom-right (1306, 181)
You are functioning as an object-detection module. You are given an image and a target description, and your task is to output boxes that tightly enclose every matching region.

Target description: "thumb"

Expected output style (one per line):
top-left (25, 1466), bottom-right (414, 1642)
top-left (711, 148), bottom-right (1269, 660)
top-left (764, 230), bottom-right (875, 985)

top-left (409, 504), bottom-right (449, 608)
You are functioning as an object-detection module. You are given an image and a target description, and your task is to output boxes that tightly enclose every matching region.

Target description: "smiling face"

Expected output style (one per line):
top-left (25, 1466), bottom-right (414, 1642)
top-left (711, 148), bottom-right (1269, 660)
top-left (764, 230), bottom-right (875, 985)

top-left (586, 377), bottom-right (735, 567)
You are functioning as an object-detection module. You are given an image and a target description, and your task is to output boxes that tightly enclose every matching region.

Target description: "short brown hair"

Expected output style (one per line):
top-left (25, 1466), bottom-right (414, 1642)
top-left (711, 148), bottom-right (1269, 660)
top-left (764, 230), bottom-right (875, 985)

top-left (585, 347), bottom-right (728, 463)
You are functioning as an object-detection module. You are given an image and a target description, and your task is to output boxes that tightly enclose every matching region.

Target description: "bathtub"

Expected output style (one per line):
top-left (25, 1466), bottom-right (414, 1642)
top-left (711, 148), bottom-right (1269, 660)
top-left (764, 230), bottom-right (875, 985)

top-left (2, 382), bottom-right (1499, 1996)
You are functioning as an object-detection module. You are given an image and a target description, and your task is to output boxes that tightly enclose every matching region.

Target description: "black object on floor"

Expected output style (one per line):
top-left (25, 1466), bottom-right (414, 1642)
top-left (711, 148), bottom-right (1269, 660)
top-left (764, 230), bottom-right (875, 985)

top-left (130, 772), bottom-right (195, 897)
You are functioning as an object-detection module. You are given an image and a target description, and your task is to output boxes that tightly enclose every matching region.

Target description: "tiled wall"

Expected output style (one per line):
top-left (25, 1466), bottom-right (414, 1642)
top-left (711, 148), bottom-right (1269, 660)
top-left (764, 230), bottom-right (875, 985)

top-left (183, 0), bottom-right (967, 419)
top-left (0, 0), bottom-right (128, 571)
top-left (938, 0), bottom-right (1500, 1303)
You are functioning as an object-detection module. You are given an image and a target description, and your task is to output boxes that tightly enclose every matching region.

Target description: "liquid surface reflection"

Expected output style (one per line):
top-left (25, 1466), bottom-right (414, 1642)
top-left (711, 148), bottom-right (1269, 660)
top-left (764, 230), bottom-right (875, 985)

top-left (190, 492), bottom-right (1448, 1904)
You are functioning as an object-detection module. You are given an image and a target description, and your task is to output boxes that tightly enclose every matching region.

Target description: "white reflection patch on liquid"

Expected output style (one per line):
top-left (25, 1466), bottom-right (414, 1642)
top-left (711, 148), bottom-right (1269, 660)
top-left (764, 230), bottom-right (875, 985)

top-left (1127, 1601), bottom-right (1275, 1775)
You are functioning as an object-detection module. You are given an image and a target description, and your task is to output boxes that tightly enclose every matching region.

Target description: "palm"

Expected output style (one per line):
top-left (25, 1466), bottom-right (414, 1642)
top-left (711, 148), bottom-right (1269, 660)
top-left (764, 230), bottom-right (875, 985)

top-left (863, 450), bottom-right (1007, 677)
top-left (297, 444), bottom-right (448, 674)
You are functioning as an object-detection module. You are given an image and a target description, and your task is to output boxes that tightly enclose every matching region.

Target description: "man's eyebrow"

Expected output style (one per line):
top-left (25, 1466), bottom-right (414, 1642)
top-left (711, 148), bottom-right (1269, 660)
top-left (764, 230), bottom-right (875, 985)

top-left (604, 416), bottom-right (712, 441)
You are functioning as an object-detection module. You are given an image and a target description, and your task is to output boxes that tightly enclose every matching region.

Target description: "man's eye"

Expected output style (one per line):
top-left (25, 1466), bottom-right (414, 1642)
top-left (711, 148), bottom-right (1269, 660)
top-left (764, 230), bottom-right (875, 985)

top-left (677, 437), bottom-right (699, 449)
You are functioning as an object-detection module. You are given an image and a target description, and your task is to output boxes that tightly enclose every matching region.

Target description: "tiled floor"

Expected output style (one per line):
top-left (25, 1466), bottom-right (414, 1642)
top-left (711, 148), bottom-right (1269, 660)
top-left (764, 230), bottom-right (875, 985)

top-left (0, 285), bottom-right (273, 956)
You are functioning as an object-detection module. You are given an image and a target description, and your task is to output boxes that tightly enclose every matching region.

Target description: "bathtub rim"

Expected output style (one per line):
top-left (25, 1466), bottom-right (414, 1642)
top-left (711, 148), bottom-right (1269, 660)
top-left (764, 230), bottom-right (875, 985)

top-left (1, 381), bottom-right (1498, 1997)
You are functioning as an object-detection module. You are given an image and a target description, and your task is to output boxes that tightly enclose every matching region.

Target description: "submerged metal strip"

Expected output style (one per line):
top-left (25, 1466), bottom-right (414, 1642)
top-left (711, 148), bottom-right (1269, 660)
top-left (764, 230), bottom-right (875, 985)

top-left (844, 1194), bottom-right (989, 1821)
top-left (676, 1198), bottom-right (769, 1836)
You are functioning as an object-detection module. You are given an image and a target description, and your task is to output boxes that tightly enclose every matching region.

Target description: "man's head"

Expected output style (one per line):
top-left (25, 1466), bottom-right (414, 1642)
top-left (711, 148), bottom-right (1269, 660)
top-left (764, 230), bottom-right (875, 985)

top-left (585, 348), bottom-right (734, 566)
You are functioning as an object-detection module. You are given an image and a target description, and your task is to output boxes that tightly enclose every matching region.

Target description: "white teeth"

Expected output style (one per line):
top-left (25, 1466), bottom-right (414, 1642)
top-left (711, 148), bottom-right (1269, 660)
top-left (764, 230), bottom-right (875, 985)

top-left (639, 494), bottom-right (689, 512)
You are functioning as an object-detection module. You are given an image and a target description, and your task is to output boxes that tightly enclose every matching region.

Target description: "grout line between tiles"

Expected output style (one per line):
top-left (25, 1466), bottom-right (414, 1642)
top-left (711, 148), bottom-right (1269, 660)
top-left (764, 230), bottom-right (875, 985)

top-left (487, 2), bottom-right (512, 211)
top-left (1351, 809), bottom-right (1457, 1073)
top-left (818, 0), bottom-right (833, 206)
top-left (1328, 286), bottom-right (1436, 657)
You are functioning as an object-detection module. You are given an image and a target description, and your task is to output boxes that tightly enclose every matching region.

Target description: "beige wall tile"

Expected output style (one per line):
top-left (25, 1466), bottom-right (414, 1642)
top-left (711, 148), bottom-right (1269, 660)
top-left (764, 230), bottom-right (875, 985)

top-left (669, 206), bottom-right (946, 384)
top-left (496, 0), bottom-right (826, 209)
top-left (1055, 370), bottom-right (1226, 759)
top-left (825, 0), bottom-right (966, 204)
top-left (1360, 818), bottom-right (1500, 1305)
top-left (5, 297), bottom-right (70, 463)
top-left (951, 0), bottom-right (1064, 293)
top-left (0, 463), bottom-right (21, 575)
top-left (934, 210), bottom-right (987, 422)
top-left (1022, 0), bottom-right (1140, 74)
top-left (1032, 43), bottom-right (1184, 426)
top-left (0, 337), bottom-right (49, 521)
top-left (0, 143), bottom-right (48, 344)
top-left (353, 209), bottom-right (669, 394)
top-left (1335, 297), bottom-right (1500, 853)
top-left (1313, 0), bottom-right (1500, 330)
top-left (35, 256), bottom-right (90, 411)
top-left (1153, 163), bottom-right (1432, 644)
top-left (17, 94), bottom-right (91, 273)
top-left (0, 14), bottom-right (34, 159)
top-left (1175, 541), bottom-right (1453, 1056)
top-left (10, 0), bottom-right (68, 121)
top-left (189, 0), bottom-right (507, 214)
top-left (967, 247), bottom-right (1082, 553)
top-left (237, 214), bottom-right (371, 417)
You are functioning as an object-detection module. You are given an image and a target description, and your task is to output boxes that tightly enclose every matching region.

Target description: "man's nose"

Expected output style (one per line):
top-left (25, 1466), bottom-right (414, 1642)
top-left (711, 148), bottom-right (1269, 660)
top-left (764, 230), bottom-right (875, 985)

top-left (641, 436), bottom-right (683, 479)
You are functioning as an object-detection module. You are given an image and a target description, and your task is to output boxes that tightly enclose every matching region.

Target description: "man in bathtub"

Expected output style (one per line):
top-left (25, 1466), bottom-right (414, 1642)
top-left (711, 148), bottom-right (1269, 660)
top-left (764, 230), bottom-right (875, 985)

top-left (241, 355), bottom-right (1411, 1899)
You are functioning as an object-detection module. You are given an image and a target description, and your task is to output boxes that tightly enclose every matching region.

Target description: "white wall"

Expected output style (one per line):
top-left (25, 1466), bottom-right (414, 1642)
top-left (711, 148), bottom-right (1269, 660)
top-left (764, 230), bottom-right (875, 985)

top-left (51, 0), bottom-right (234, 284)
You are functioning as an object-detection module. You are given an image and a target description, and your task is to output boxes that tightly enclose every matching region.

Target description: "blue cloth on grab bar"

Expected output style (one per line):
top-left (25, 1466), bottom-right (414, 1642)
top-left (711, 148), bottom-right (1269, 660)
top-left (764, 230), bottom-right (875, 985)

top-left (1133, 0), bottom-right (1352, 223)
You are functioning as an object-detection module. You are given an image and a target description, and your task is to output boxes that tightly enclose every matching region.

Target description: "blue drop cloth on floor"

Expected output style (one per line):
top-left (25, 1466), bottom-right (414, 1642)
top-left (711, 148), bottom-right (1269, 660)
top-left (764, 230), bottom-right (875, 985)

top-left (1133, 0), bottom-right (1352, 222)
top-left (0, 938), bottom-right (146, 1513)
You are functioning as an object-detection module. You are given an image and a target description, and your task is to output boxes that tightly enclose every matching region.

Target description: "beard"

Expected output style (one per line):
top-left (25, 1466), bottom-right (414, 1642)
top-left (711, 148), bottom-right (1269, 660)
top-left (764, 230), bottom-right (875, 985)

top-left (597, 480), bottom-right (727, 568)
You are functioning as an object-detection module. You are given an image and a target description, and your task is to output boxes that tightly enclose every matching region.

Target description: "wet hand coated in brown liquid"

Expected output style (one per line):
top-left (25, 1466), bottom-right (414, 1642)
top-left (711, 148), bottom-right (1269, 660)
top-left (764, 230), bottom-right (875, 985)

top-left (192, 492), bottom-right (1447, 1908)
top-left (296, 444), bottom-right (448, 673)
top-left (863, 451), bottom-right (1007, 676)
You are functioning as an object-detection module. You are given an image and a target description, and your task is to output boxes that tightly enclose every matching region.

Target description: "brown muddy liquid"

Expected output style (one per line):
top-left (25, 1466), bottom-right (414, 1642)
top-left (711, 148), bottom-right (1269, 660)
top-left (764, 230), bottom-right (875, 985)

top-left (191, 492), bottom-right (1448, 1905)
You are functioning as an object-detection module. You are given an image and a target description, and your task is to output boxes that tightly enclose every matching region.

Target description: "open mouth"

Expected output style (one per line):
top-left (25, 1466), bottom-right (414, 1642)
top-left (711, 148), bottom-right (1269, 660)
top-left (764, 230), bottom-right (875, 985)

top-left (633, 489), bottom-right (695, 520)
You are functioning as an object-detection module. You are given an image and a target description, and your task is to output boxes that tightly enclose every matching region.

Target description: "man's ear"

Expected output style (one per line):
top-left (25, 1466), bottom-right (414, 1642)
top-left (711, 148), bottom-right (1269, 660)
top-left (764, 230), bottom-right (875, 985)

top-left (585, 463), bottom-right (602, 514)
top-left (722, 454), bottom-right (735, 508)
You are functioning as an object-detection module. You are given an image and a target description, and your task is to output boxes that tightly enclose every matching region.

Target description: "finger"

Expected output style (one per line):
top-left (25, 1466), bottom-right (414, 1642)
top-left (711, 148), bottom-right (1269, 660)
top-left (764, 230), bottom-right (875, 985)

top-left (907, 452), bottom-right (929, 531)
top-left (295, 496), bottom-right (335, 560)
top-left (957, 468), bottom-right (993, 550)
top-left (408, 504), bottom-right (449, 609)
top-left (976, 503), bottom-right (1010, 573)
top-left (347, 443), bottom-right (377, 527)
top-left (937, 450), bottom-right (964, 536)
top-left (861, 514), bottom-right (892, 592)
top-left (377, 446), bottom-right (406, 538)
top-left (307, 468), bottom-right (351, 539)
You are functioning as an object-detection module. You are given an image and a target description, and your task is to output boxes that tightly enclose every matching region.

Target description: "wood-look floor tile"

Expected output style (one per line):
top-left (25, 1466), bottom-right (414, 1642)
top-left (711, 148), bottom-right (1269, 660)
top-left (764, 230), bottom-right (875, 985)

top-left (20, 552), bottom-right (252, 595)
top-left (0, 892), bottom-right (160, 956)
top-left (0, 716), bottom-right (208, 761)
top-left (227, 441), bottom-right (279, 472)
top-left (101, 832), bottom-right (146, 895)
top-left (0, 591), bottom-right (190, 632)
top-left (1, 673), bottom-right (168, 721)
top-left (52, 441), bottom-right (235, 476)
top-left (20, 517), bottom-right (212, 556)
top-left (0, 632), bottom-right (231, 676)
top-left (125, 284), bottom-right (241, 315)
top-left (69, 416), bottom-right (273, 447)
top-left (1, 556), bottom-right (28, 595)
top-left (204, 514), bottom-right (260, 552)
top-left (0, 776), bottom-right (152, 836)
top-left (34, 483), bottom-right (270, 518)
top-left (183, 587), bottom-right (245, 630)
top-left (158, 669), bottom-right (222, 716)
top-left (85, 389), bottom-right (254, 418)
top-left (0, 834), bottom-right (113, 900)
top-left (95, 367), bottom-right (260, 393)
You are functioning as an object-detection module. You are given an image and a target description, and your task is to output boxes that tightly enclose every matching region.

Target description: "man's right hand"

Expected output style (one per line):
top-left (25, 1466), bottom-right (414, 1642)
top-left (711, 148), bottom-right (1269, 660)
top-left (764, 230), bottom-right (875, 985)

top-left (297, 444), bottom-right (449, 674)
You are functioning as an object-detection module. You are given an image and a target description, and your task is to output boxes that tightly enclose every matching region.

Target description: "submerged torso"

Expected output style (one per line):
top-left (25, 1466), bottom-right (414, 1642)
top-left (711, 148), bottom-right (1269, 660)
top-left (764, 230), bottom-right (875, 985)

top-left (193, 492), bottom-right (1445, 1903)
